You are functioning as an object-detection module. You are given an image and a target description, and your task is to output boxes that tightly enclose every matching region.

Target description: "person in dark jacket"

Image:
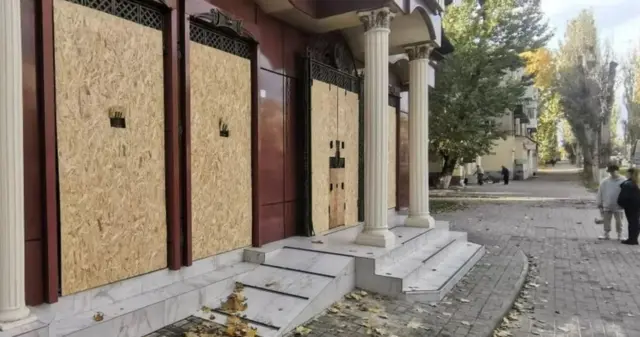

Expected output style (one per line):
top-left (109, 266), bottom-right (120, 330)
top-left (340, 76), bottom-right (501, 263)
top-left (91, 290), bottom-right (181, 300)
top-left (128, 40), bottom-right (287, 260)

top-left (617, 168), bottom-right (640, 245)
top-left (501, 165), bottom-right (510, 185)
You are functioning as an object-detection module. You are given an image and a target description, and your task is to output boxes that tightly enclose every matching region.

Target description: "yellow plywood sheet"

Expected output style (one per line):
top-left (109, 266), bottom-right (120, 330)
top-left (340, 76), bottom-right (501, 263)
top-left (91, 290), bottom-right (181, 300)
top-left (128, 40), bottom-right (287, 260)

top-left (340, 90), bottom-right (360, 227)
top-left (54, 0), bottom-right (167, 295)
top-left (190, 40), bottom-right (252, 260)
top-left (398, 113), bottom-right (410, 208)
top-left (311, 80), bottom-right (337, 234)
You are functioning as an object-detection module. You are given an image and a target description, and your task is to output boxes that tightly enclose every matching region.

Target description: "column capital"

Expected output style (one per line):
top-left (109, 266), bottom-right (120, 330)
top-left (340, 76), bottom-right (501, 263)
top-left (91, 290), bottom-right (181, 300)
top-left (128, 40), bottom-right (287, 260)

top-left (358, 7), bottom-right (395, 32)
top-left (405, 42), bottom-right (437, 61)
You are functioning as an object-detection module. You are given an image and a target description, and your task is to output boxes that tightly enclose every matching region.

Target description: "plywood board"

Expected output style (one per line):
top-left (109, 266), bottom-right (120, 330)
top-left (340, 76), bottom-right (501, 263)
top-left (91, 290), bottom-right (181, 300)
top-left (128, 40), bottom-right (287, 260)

top-left (311, 81), bottom-right (337, 234)
top-left (190, 39), bottom-right (252, 260)
top-left (54, 0), bottom-right (167, 295)
top-left (388, 105), bottom-right (397, 209)
top-left (329, 168), bottom-right (345, 229)
top-left (339, 90), bottom-right (360, 227)
top-left (397, 113), bottom-right (410, 209)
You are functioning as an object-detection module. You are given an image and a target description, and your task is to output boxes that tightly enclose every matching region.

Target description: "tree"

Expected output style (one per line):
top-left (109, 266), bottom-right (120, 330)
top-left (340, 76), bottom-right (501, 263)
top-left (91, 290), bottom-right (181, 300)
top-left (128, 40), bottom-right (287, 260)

top-left (555, 10), bottom-right (617, 182)
top-left (610, 103), bottom-right (620, 144)
top-left (430, 0), bottom-right (551, 187)
top-left (561, 118), bottom-right (578, 164)
top-left (535, 93), bottom-right (561, 162)
top-left (521, 48), bottom-right (560, 164)
top-left (521, 48), bottom-right (555, 89)
top-left (623, 45), bottom-right (640, 146)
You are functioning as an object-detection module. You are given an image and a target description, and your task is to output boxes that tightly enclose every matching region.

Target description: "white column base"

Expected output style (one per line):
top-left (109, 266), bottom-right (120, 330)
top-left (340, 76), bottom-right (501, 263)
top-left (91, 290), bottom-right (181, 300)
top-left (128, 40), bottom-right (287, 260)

top-left (0, 314), bottom-right (37, 331)
top-left (405, 214), bottom-right (436, 228)
top-left (355, 228), bottom-right (396, 248)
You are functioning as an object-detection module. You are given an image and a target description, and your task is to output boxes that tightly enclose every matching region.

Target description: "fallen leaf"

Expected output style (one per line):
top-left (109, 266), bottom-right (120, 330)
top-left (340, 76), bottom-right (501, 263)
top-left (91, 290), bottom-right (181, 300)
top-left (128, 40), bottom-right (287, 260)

top-left (294, 326), bottom-right (312, 336)
top-left (494, 329), bottom-right (512, 337)
top-left (92, 312), bottom-right (104, 322)
top-left (407, 320), bottom-right (422, 329)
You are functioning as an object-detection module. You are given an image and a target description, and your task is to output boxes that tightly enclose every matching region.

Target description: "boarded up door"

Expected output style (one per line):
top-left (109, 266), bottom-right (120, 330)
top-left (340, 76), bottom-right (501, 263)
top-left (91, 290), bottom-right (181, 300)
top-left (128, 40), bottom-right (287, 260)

top-left (189, 19), bottom-right (253, 261)
top-left (54, 0), bottom-right (168, 295)
top-left (329, 154), bottom-right (345, 229)
top-left (310, 81), bottom-right (359, 234)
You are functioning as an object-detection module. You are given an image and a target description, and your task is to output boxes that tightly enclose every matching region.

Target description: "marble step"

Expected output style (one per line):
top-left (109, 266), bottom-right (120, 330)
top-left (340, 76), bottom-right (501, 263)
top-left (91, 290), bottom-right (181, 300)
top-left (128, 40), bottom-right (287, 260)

top-left (200, 251), bottom-right (355, 337)
top-left (237, 265), bottom-right (335, 299)
top-left (376, 227), bottom-right (461, 272)
top-left (35, 262), bottom-right (257, 337)
top-left (193, 309), bottom-right (279, 337)
top-left (403, 241), bottom-right (485, 302)
top-left (376, 231), bottom-right (462, 279)
top-left (262, 247), bottom-right (353, 277)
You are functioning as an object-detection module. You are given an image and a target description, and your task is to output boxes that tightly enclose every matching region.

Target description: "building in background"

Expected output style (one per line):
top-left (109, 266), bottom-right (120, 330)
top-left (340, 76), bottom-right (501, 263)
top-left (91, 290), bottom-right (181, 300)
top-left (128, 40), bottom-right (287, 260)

top-left (480, 69), bottom-right (538, 181)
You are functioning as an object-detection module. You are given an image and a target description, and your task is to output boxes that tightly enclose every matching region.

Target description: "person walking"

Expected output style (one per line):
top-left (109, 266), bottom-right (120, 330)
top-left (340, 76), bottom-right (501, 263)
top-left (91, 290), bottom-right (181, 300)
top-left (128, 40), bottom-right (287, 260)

top-left (473, 164), bottom-right (484, 186)
top-left (501, 165), bottom-right (510, 185)
top-left (617, 167), bottom-right (640, 245)
top-left (596, 163), bottom-right (626, 240)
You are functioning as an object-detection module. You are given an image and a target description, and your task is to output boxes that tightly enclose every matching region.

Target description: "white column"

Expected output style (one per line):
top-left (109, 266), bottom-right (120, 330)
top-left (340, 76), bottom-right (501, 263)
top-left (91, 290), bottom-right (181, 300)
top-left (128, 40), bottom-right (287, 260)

top-left (355, 8), bottom-right (396, 248)
top-left (0, 0), bottom-right (36, 331)
top-left (405, 43), bottom-right (436, 228)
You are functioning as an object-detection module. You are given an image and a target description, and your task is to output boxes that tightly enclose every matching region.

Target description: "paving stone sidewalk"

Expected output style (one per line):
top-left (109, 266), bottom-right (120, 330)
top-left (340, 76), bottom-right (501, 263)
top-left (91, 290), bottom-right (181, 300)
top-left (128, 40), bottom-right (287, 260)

top-left (287, 249), bottom-right (528, 337)
top-left (439, 200), bottom-right (640, 337)
top-left (153, 170), bottom-right (640, 337)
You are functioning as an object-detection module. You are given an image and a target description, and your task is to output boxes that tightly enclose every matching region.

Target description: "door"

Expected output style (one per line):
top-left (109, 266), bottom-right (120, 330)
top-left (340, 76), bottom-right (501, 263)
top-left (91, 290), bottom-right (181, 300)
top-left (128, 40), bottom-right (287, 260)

top-left (329, 147), bottom-right (346, 229)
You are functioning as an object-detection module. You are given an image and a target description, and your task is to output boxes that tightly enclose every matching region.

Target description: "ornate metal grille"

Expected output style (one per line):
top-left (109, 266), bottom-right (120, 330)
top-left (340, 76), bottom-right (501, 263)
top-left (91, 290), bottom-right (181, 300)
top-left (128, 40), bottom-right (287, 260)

top-left (189, 22), bottom-right (251, 59)
top-left (64, 0), bottom-right (164, 30)
top-left (310, 60), bottom-right (359, 93)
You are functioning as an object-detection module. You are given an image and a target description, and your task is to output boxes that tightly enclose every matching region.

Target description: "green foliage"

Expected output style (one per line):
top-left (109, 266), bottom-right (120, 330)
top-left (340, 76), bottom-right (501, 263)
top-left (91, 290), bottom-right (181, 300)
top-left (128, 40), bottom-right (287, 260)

top-left (555, 9), bottom-right (617, 175)
top-left (623, 46), bottom-right (640, 145)
top-left (535, 93), bottom-right (561, 162)
top-left (430, 0), bottom-right (551, 174)
top-left (610, 103), bottom-right (620, 143)
top-left (561, 118), bottom-right (578, 162)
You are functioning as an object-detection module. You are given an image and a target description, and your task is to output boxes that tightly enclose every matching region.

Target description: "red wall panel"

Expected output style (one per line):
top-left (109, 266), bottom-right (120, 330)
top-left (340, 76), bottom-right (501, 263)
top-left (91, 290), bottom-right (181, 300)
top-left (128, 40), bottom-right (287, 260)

top-left (22, 0), bottom-right (46, 306)
top-left (256, 11), bottom-right (285, 73)
top-left (283, 25), bottom-right (306, 76)
top-left (284, 77), bottom-right (298, 201)
top-left (258, 70), bottom-right (285, 205)
top-left (283, 201), bottom-right (298, 238)
top-left (22, 0), bottom-right (43, 242)
top-left (259, 204), bottom-right (285, 244)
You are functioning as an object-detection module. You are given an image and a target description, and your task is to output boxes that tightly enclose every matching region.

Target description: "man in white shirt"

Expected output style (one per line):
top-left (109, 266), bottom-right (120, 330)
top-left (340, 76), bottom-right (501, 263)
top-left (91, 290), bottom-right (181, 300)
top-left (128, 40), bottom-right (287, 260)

top-left (596, 163), bottom-right (626, 240)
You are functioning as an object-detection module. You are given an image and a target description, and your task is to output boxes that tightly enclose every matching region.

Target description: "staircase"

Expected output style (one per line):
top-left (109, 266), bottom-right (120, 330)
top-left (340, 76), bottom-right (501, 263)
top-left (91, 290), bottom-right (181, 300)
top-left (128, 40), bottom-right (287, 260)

top-left (353, 221), bottom-right (484, 302)
top-left (194, 249), bottom-right (355, 337)
top-left (212, 218), bottom-right (485, 336)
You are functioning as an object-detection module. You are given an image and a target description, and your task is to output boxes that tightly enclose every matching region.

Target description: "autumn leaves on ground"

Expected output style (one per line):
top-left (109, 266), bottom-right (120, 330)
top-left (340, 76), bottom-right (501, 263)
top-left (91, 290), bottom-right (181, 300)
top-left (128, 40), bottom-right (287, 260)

top-left (184, 283), bottom-right (259, 337)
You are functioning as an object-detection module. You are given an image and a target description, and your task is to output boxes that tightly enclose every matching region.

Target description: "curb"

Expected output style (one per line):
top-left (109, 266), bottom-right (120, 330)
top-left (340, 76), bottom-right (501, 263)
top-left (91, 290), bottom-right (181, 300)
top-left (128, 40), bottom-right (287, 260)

top-left (485, 250), bottom-right (529, 337)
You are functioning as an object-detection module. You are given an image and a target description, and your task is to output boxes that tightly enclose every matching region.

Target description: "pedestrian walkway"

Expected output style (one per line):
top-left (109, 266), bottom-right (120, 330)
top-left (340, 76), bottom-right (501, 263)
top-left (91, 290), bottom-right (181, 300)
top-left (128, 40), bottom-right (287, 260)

top-left (155, 165), bottom-right (640, 337)
top-left (292, 166), bottom-right (640, 337)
